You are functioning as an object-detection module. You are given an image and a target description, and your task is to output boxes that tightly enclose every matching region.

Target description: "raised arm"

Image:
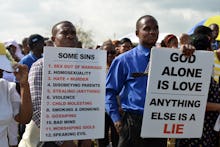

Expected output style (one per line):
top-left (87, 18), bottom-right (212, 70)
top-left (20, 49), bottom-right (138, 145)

top-left (14, 64), bottom-right (33, 124)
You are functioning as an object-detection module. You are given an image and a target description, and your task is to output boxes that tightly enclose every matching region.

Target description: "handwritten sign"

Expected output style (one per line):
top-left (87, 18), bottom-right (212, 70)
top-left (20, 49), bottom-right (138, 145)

top-left (141, 48), bottom-right (213, 138)
top-left (40, 47), bottom-right (106, 141)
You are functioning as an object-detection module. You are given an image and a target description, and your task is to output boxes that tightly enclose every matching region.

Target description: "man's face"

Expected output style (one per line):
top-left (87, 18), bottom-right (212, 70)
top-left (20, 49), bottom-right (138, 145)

top-left (136, 17), bottom-right (159, 48)
top-left (32, 40), bottom-right (45, 55)
top-left (52, 23), bottom-right (78, 47)
top-left (210, 25), bottom-right (219, 40)
top-left (8, 45), bottom-right (17, 55)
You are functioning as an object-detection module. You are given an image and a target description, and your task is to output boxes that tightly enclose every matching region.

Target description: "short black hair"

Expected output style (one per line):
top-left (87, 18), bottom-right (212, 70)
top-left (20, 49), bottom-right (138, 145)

top-left (51, 21), bottom-right (74, 35)
top-left (193, 26), bottom-right (212, 38)
top-left (119, 38), bottom-right (132, 45)
top-left (136, 15), bottom-right (157, 31)
top-left (190, 34), bottom-right (211, 51)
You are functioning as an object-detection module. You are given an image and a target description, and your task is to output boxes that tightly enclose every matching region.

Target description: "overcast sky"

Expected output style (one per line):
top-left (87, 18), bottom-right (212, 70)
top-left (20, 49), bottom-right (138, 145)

top-left (1, 0), bottom-right (219, 45)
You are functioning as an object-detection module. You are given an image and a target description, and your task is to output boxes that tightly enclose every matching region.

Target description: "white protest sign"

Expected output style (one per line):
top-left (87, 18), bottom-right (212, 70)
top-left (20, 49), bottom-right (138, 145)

top-left (141, 47), bottom-right (213, 138)
top-left (40, 47), bottom-right (106, 141)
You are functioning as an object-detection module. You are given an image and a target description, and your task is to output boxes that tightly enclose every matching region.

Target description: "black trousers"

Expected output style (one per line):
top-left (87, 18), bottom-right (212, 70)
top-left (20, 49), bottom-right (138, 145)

top-left (97, 112), bottom-right (119, 147)
top-left (118, 111), bottom-right (167, 147)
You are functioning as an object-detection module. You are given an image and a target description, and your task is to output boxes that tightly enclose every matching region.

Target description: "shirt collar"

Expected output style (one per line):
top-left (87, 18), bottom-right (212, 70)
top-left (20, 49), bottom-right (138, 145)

top-left (137, 44), bottom-right (151, 56)
top-left (29, 51), bottom-right (42, 60)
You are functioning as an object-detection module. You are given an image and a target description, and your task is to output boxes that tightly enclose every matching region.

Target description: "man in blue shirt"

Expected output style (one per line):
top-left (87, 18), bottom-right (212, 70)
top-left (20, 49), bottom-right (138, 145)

top-left (19, 34), bottom-right (44, 70)
top-left (17, 34), bottom-right (44, 140)
top-left (105, 15), bottom-right (195, 147)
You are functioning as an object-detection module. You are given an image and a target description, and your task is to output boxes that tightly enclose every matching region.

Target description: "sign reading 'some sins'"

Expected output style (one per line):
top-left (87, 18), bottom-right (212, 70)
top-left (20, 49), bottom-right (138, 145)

top-left (40, 47), bottom-right (106, 141)
top-left (141, 48), bottom-right (213, 138)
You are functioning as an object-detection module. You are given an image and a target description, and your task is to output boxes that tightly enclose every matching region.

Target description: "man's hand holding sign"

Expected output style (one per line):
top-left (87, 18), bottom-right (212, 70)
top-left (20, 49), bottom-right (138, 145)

top-left (141, 46), bottom-right (213, 138)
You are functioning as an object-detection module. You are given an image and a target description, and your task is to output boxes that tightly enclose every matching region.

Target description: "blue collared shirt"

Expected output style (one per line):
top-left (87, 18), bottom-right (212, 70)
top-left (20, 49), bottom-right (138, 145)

top-left (105, 44), bottom-right (150, 122)
top-left (19, 52), bottom-right (42, 71)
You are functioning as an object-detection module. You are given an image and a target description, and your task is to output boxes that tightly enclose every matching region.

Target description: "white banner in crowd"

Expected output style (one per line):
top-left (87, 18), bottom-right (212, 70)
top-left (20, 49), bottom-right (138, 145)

top-left (141, 48), bottom-right (213, 138)
top-left (40, 47), bottom-right (106, 141)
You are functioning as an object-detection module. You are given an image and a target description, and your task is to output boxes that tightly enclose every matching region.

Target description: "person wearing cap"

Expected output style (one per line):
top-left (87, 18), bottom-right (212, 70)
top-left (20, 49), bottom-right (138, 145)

top-left (16, 34), bottom-right (45, 145)
top-left (0, 42), bottom-right (32, 147)
top-left (19, 34), bottom-right (44, 71)
top-left (5, 40), bottom-right (24, 62)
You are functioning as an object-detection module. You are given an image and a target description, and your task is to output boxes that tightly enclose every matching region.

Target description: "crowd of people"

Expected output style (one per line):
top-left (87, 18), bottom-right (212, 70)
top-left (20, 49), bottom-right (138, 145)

top-left (0, 14), bottom-right (220, 147)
